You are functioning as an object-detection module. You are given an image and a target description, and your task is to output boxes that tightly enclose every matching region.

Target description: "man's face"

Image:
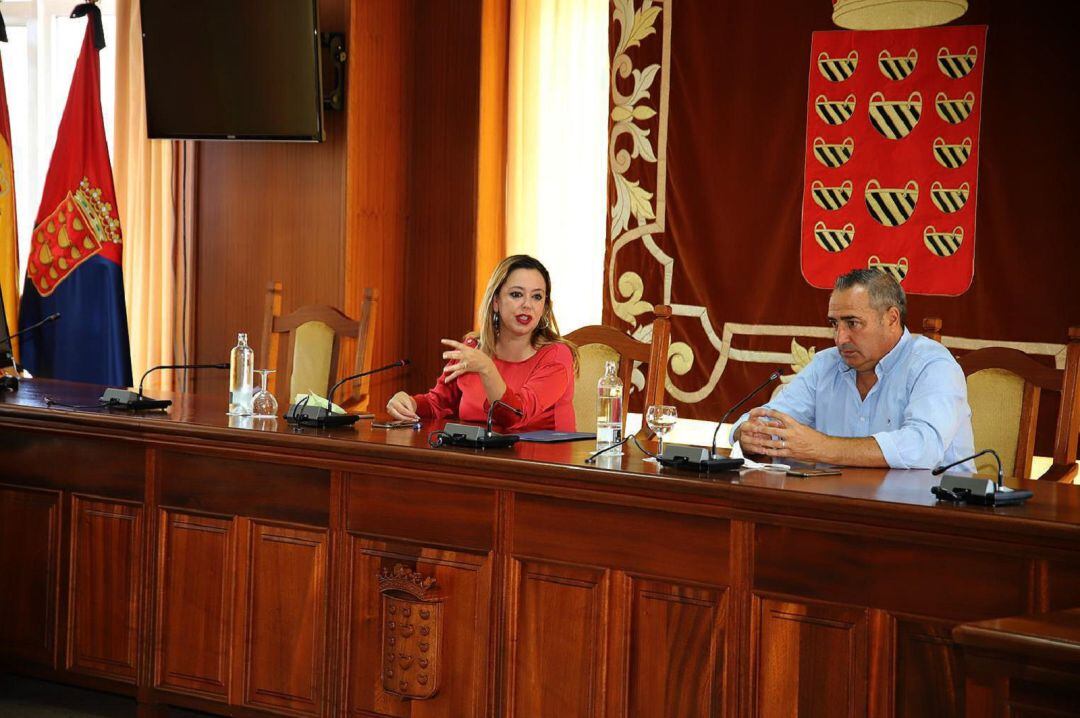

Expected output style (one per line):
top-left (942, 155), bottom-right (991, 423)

top-left (827, 286), bottom-right (901, 372)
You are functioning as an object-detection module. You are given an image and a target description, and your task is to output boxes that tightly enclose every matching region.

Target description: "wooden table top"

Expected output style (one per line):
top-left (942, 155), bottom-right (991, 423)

top-left (4, 377), bottom-right (1080, 547)
top-left (953, 609), bottom-right (1080, 666)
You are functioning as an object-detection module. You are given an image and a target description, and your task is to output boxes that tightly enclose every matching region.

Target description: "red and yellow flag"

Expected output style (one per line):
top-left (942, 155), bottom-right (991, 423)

top-left (0, 44), bottom-right (19, 347)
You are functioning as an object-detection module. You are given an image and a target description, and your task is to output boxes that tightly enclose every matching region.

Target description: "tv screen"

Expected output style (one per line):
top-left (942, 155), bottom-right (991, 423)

top-left (141, 0), bottom-right (324, 141)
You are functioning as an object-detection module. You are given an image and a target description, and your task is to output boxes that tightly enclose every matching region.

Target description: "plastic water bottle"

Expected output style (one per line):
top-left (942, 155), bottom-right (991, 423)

top-left (596, 360), bottom-right (624, 455)
top-left (228, 332), bottom-right (254, 416)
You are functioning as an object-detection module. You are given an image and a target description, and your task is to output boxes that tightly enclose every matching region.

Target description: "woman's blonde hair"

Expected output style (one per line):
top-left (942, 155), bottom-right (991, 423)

top-left (473, 255), bottom-right (578, 372)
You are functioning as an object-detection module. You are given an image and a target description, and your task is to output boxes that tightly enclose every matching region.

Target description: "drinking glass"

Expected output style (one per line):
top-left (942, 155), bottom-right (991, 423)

top-left (251, 370), bottom-right (279, 418)
top-left (645, 404), bottom-right (678, 459)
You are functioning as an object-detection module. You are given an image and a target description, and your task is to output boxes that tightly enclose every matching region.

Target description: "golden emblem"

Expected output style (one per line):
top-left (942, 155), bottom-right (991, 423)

top-left (812, 137), bottom-right (854, 168)
top-left (868, 91), bottom-right (922, 140)
top-left (815, 94), bottom-right (857, 126)
top-left (938, 45), bottom-right (978, 79)
top-left (868, 255), bottom-right (909, 283)
top-left (813, 221), bottom-right (855, 253)
top-left (878, 49), bottom-right (918, 80)
top-left (864, 179), bottom-right (919, 227)
top-left (817, 51), bottom-right (858, 82)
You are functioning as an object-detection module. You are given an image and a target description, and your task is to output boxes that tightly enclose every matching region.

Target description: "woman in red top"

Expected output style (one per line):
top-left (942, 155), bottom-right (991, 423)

top-left (386, 255), bottom-right (579, 432)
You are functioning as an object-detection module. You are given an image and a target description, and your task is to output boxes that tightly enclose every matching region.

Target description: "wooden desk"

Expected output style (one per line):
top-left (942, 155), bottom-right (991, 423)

top-left (954, 610), bottom-right (1080, 717)
top-left (3, 378), bottom-right (1080, 717)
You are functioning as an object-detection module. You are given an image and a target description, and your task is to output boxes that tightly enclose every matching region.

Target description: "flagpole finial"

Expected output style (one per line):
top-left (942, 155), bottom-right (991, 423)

top-left (70, 2), bottom-right (106, 50)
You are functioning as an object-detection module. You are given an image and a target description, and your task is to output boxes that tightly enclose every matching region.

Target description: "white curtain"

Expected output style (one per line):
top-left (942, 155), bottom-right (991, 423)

top-left (506, 0), bottom-right (608, 333)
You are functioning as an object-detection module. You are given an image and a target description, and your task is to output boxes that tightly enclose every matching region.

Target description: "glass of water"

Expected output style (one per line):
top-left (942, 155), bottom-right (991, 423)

top-left (645, 404), bottom-right (678, 459)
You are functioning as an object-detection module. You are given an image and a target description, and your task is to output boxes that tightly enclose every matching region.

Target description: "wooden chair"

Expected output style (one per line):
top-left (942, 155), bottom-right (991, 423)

top-left (565, 305), bottom-right (672, 437)
top-left (940, 325), bottom-right (1080, 482)
top-left (261, 282), bottom-right (378, 411)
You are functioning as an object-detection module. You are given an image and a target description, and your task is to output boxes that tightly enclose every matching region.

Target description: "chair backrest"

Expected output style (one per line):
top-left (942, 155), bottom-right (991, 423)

top-left (261, 282), bottom-right (378, 410)
top-left (945, 327), bottom-right (1080, 482)
top-left (565, 306), bottom-right (671, 436)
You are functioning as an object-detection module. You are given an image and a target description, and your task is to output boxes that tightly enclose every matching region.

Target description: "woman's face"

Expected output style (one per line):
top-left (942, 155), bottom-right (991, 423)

top-left (493, 268), bottom-right (547, 340)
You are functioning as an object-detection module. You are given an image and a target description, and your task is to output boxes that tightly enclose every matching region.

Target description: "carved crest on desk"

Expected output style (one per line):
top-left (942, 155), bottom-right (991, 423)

top-left (379, 564), bottom-right (442, 700)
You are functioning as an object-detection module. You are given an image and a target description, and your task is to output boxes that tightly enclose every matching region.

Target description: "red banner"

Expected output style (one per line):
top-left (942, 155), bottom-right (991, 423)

top-left (801, 25), bottom-right (987, 295)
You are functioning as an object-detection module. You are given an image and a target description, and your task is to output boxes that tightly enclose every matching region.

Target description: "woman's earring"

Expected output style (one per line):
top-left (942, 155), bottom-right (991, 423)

top-left (493, 310), bottom-right (501, 335)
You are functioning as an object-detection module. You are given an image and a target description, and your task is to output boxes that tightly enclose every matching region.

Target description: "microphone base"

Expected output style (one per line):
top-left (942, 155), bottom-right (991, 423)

top-left (284, 408), bottom-right (361, 428)
top-left (657, 444), bottom-right (744, 474)
top-left (100, 388), bottom-right (172, 411)
top-left (440, 423), bottom-right (519, 449)
top-left (933, 474), bottom-right (1033, 507)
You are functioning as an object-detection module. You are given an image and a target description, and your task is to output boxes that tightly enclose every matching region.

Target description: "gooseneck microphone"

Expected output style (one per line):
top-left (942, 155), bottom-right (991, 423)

top-left (930, 448), bottom-right (1031, 507)
top-left (710, 368), bottom-right (784, 458)
top-left (287, 359), bottom-right (410, 428)
top-left (101, 362), bottom-right (230, 410)
top-left (2, 313), bottom-right (62, 391)
top-left (431, 399), bottom-right (524, 449)
top-left (932, 448), bottom-right (1003, 488)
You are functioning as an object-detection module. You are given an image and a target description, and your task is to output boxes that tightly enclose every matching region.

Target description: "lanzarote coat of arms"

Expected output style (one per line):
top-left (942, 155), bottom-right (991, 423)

top-left (379, 563), bottom-right (442, 700)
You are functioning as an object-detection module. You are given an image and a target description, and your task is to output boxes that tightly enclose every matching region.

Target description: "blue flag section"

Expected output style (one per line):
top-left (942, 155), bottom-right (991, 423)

top-left (18, 6), bottom-right (132, 388)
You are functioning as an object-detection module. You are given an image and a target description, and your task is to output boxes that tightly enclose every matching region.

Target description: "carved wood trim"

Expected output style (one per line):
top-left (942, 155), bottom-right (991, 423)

top-left (378, 564), bottom-right (443, 700)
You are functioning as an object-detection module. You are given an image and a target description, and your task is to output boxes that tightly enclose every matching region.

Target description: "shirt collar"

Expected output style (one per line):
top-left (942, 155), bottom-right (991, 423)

top-left (875, 328), bottom-right (911, 378)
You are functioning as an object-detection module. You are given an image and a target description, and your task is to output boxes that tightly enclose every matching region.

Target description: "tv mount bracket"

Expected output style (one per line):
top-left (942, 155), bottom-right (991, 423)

top-left (321, 32), bottom-right (346, 112)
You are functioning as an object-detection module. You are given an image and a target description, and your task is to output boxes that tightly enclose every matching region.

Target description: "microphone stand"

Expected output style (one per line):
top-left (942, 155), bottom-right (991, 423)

top-left (656, 368), bottom-right (783, 474)
top-left (286, 359), bottom-right (410, 428)
top-left (102, 363), bottom-right (229, 410)
top-left (1, 313), bottom-right (62, 392)
top-left (433, 400), bottom-right (524, 449)
top-left (930, 448), bottom-right (1033, 506)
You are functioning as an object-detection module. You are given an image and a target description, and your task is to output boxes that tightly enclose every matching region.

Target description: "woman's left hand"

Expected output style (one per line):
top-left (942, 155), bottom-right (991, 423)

top-left (441, 339), bottom-right (496, 382)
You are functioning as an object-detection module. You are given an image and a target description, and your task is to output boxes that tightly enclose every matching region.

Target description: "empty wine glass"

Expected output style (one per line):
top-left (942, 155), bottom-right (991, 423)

top-left (645, 404), bottom-right (678, 460)
top-left (251, 369), bottom-right (278, 418)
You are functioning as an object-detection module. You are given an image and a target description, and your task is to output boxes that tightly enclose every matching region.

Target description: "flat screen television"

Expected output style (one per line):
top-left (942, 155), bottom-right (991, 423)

top-left (141, 0), bottom-right (324, 142)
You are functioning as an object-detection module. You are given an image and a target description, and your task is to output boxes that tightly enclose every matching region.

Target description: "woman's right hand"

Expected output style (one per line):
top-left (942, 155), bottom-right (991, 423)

top-left (386, 391), bottom-right (420, 421)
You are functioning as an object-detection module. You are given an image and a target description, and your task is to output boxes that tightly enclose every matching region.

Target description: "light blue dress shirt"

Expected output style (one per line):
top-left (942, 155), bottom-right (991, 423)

top-left (732, 329), bottom-right (975, 470)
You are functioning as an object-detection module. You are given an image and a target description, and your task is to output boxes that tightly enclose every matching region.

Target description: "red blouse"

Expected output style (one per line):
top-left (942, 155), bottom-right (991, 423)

top-left (412, 342), bottom-right (576, 432)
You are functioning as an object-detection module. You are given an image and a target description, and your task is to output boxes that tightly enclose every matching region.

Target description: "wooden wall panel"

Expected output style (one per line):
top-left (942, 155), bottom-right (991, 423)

top-left (0, 429), bottom-right (143, 498)
top-left (345, 542), bottom-right (493, 717)
top-left (894, 618), bottom-right (963, 718)
top-left (507, 560), bottom-right (607, 718)
top-left (192, 0), bottom-right (349, 396)
top-left (513, 494), bottom-right (729, 585)
top-left (755, 525), bottom-right (1027, 621)
top-left (160, 451), bottom-right (329, 526)
top-left (401, 0), bottom-right (484, 395)
top-left (0, 485), bottom-right (60, 667)
top-left (753, 597), bottom-right (868, 718)
top-left (155, 510), bottom-right (234, 701)
top-left (341, 0), bottom-right (487, 411)
top-left (625, 580), bottom-right (725, 718)
top-left (239, 521), bottom-right (328, 715)
top-left (67, 496), bottom-right (143, 683)
top-left (346, 473), bottom-right (496, 551)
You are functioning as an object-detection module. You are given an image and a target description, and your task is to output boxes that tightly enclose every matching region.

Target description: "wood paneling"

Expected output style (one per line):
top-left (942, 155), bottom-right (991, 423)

top-left (345, 542), bottom-right (493, 717)
top-left (193, 0), bottom-right (348, 396)
top-left (895, 618), bottom-right (963, 718)
top-left (513, 494), bottom-right (729, 584)
top-left (625, 579), bottom-right (725, 718)
top-left (342, 0), bottom-right (486, 411)
top-left (239, 520), bottom-right (328, 715)
top-left (346, 473), bottom-right (496, 551)
top-left (160, 451), bottom-right (329, 526)
top-left (401, 0), bottom-right (484, 395)
top-left (0, 429), bottom-right (143, 497)
top-left (155, 510), bottom-right (234, 701)
top-left (507, 560), bottom-right (607, 718)
top-left (0, 485), bottom-right (60, 667)
top-left (753, 597), bottom-right (868, 718)
top-left (754, 525), bottom-right (1027, 621)
top-left (67, 496), bottom-right (143, 682)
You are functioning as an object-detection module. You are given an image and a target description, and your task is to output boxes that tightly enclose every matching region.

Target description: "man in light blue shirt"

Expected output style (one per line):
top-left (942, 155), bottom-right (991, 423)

top-left (732, 269), bottom-right (974, 470)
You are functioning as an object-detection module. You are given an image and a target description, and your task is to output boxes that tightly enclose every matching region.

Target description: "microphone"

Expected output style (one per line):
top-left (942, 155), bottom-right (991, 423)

top-left (711, 368), bottom-right (784, 458)
top-left (435, 400), bottom-right (524, 449)
top-left (101, 362), bottom-right (229, 410)
top-left (1, 313), bottom-right (62, 391)
top-left (287, 359), bottom-right (409, 428)
top-left (930, 448), bottom-right (1032, 507)
top-left (932, 448), bottom-right (1003, 487)
top-left (655, 367), bottom-right (783, 474)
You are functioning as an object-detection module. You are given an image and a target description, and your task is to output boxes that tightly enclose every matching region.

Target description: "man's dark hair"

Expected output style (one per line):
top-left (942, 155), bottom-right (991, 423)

top-left (833, 268), bottom-right (907, 324)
